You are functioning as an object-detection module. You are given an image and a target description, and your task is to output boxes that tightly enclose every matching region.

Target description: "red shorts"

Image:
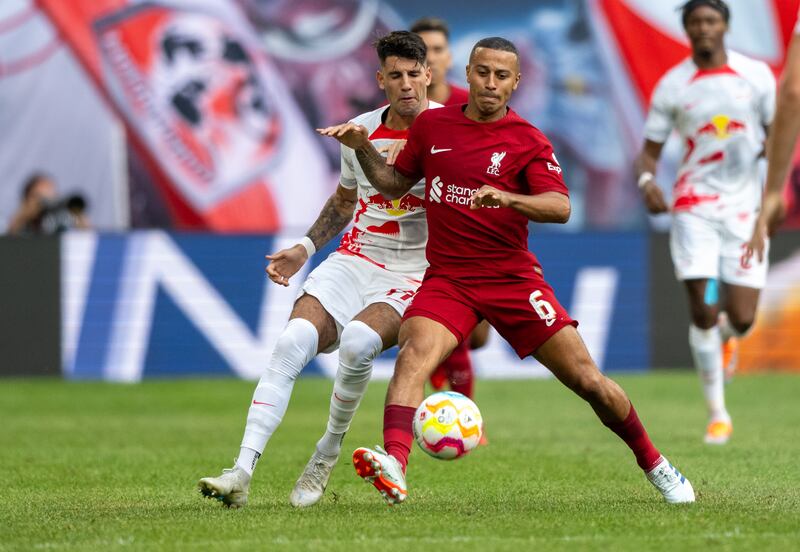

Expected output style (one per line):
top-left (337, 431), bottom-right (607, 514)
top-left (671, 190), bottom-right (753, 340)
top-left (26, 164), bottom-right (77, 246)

top-left (403, 272), bottom-right (577, 359)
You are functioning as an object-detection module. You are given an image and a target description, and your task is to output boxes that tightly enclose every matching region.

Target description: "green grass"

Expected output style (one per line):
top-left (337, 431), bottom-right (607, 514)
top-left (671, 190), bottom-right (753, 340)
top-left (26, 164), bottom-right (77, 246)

top-left (2, 373), bottom-right (799, 551)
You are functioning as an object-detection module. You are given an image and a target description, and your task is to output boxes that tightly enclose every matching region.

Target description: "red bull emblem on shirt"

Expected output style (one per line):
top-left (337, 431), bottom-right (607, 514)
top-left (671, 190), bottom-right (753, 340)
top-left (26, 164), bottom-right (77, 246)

top-left (696, 115), bottom-right (747, 140)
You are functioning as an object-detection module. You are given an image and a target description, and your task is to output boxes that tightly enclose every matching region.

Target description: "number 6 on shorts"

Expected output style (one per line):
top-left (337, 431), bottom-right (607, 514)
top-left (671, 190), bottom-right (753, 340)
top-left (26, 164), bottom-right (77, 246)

top-left (529, 290), bottom-right (556, 327)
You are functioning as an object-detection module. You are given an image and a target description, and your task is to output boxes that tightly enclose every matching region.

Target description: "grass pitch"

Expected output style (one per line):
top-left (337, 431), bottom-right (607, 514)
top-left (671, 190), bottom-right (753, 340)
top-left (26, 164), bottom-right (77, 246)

top-left (3, 372), bottom-right (799, 551)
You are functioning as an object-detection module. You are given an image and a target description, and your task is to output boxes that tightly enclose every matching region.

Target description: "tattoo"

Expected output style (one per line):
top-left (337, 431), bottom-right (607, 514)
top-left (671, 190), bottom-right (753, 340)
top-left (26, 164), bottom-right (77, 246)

top-left (306, 193), bottom-right (355, 250)
top-left (354, 146), bottom-right (415, 199)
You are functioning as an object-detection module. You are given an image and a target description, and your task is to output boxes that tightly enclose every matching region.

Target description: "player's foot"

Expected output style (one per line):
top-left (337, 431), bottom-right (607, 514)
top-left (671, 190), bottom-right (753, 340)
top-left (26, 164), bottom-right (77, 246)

top-left (645, 456), bottom-right (695, 504)
top-left (352, 446), bottom-right (407, 505)
top-left (722, 337), bottom-right (739, 382)
top-left (289, 449), bottom-right (339, 507)
top-left (704, 419), bottom-right (733, 445)
top-left (198, 464), bottom-right (251, 508)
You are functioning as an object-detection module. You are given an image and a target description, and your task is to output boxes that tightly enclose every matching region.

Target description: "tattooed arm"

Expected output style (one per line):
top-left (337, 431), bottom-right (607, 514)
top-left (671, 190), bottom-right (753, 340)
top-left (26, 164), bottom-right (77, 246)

top-left (265, 184), bottom-right (357, 286)
top-left (317, 122), bottom-right (417, 199)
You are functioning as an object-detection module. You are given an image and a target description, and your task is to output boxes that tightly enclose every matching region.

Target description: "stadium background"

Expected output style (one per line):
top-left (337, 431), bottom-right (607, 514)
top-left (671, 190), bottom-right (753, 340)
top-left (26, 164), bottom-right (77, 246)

top-left (1, 0), bottom-right (798, 379)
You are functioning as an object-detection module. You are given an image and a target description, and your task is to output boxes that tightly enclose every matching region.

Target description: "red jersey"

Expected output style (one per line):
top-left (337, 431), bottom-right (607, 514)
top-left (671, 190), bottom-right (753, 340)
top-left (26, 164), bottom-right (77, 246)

top-left (393, 105), bottom-right (567, 278)
top-left (444, 84), bottom-right (469, 107)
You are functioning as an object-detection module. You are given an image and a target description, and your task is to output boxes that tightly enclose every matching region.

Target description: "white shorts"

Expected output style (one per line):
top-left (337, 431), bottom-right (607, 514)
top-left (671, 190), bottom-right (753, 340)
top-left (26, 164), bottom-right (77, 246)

top-left (670, 211), bottom-right (769, 289)
top-left (300, 252), bottom-right (423, 347)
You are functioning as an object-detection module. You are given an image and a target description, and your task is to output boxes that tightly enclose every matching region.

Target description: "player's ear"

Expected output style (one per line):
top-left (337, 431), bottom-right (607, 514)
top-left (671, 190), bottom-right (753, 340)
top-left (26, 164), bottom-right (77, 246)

top-left (424, 65), bottom-right (432, 87)
top-left (512, 72), bottom-right (521, 91)
top-left (376, 69), bottom-right (385, 90)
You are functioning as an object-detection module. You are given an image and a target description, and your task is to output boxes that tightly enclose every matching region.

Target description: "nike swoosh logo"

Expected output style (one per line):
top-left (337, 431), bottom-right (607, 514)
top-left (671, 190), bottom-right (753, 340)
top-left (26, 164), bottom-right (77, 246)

top-left (430, 146), bottom-right (452, 154)
top-left (334, 393), bottom-right (356, 403)
top-left (252, 400), bottom-right (275, 406)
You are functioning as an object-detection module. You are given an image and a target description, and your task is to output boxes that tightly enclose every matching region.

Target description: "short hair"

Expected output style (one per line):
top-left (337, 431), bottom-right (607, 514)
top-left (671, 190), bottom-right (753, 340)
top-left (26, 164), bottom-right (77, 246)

top-left (410, 17), bottom-right (450, 40)
top-left (680, 0), bottom-right (730, 27)
top-left (21, 173), bottom-right (51, 200)
top-left (469, 37), bottom-right (519, 64)
top-left (374, 31), bottom-right (427, 66)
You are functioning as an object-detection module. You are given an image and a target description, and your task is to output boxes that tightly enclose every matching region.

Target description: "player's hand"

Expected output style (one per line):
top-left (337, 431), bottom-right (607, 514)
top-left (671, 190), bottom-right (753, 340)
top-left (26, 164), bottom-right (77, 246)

top-left (640, 181), bottom-right (669, 214)
top-left (742, 219), bottom-right (768, 266)
top-left (470, 185), bottom-right (510, 209)
top-left (316, 122), bottom-right (370, 149)
top-left (376, 140), bottom-right (407, 165)
top-left (265, 244), bottom-right (308, 287)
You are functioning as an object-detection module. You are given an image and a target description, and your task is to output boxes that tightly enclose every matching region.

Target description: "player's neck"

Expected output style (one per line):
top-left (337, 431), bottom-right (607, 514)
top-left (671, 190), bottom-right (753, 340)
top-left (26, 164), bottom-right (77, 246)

top-left (692, 48), bottom-right (727, 70)
top-left (427, 82), bottom-right (451, 104)
top-left (385, 99), bottom-right (429, 130)
top-left (464, 103), bottom-right (508, 123)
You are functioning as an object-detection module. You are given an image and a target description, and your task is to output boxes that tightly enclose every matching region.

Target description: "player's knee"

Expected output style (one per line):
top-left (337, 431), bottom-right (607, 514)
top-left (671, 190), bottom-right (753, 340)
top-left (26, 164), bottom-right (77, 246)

top-left (689, 307), bottom-right (716, 329)
top-left (727, 314), bottom-right (755, 336)
top-left (396, 340), bottom-right (435, 382)
top-left (268, 318), bottom-right (319, 381)
top-left (338, 321), bottom-right (383, 375)
top-left (571, 369), bottom-right (606, 404)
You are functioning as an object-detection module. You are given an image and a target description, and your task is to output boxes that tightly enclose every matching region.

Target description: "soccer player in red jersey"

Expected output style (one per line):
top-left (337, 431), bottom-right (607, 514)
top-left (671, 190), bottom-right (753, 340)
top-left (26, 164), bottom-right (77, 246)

top-left (319, 36), bottom-right (695, 505)
top-left (410, 17), bottom-right (469, 107)
top-left (411, 17), bottom-right (488, 403)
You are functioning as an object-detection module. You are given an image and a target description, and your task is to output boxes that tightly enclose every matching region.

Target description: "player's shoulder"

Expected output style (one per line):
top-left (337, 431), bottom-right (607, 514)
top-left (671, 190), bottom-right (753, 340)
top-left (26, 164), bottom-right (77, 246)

top-left (655, 57), bottom-right (697, 91)
top-left (504, 109), bottom-right (554, 151)
top-left (350, 105), bottom-right (388, 131)
top-left (727, 50), bottom-right (774, 84)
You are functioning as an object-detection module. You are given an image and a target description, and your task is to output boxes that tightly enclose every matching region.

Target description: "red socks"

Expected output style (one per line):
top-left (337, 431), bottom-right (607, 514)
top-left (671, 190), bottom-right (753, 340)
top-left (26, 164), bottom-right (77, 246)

top-left (444, 341), bottom-right (474, 398)
top-left (604, 404), bottom-right (661, 471)
top-left (383, 404), bottom-right (416, 472)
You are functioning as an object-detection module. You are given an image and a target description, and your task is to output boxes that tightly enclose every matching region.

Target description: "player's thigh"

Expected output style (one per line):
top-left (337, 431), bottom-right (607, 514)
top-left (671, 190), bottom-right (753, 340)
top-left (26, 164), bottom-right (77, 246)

top-left (719, 215), bottom-right (768, 295)
top-left (289, 294), bottom-right (338, 351)
top-left (352, 302), bottom-right (403, 351)
top-left (683, 278), bottom-right (719, 328)
top-left (469, 320), bottom-right (491, 350)
top-left (670, 212), bottom-right (721, 282)
top-left (395, 316), bottom-right (460, 380)
top-left (721, 283), bottom-right (760, 330)
top-left (532, 324), bottom-right (601, 392)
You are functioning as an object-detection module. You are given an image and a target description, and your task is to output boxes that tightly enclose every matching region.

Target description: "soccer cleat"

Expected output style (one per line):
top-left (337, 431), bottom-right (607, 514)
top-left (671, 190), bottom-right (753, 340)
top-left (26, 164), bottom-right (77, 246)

top-left (289, 449), bottom-right (339, 507)
top-left (645, 456), bottom-right (695, 504)
top-left (352, 446), bottom-right (407, 505)
top-left (722, 337), bottom-right (739, 382)
top-left (704, 419), bottom-right (733, 445)
top-left (197, 464), bottom-right (251, 509)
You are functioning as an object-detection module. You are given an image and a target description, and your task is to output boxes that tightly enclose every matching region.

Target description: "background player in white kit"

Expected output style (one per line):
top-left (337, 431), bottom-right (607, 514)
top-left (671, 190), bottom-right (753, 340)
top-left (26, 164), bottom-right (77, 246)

top-left (636, 0), bottom-right (775, 445)
top-left (198, 31), bottom-right (438, 508)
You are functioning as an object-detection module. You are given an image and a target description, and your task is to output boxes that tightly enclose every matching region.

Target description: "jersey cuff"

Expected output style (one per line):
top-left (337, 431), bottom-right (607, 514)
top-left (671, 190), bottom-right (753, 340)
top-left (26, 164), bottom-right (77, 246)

top-left (340, 177), bottom-right (358, 189)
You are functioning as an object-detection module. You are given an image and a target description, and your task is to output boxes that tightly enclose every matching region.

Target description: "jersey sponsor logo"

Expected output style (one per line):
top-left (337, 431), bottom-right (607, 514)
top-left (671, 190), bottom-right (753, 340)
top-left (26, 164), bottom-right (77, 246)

top-left (547, 153), bottom-right (562, 174)
top-left (696, 114), bottom-right (747, 140)
top-left (486, 151), bottom-right (506, 176)
top-left (430, 146), bottom-right (452, 154)
top-left (429, 176), bottom-right (444, 203)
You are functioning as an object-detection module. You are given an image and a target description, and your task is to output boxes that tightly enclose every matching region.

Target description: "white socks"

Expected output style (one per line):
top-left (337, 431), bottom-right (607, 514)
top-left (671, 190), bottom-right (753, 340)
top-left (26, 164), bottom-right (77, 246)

top-left (316, 321), bottom-right (383, 457)
top-left (238, 318), bottom-right (319, 474)
top-left (688, 324), bottom-right (729, 422)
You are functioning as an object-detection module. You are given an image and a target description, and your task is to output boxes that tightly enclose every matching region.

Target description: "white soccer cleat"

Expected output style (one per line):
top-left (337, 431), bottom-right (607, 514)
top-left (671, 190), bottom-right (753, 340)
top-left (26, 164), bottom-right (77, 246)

top-left (289, 450), bottom-right (339, 507)
top-left (352, 445), bottom-right (407, 505)
top-left (646, 456), bottom-right (695, 504)
top-left (198, 464), bottom-right (251, 509)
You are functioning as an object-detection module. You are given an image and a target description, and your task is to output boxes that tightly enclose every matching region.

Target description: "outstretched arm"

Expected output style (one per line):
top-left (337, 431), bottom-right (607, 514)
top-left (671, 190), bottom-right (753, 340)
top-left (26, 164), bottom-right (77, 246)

top-left (265, 184), bottom-right (356, 286)
top-left (471, 188), bottom-right (570, 223)
top-left (317, 122), bottom-right (417, 199)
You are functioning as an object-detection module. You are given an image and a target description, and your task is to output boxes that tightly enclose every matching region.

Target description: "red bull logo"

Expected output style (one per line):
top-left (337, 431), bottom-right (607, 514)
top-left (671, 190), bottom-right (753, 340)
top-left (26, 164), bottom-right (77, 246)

top-left (365, 192), bottom-right (425, 216)
top-left (696, 115), bottom-right (747, 140)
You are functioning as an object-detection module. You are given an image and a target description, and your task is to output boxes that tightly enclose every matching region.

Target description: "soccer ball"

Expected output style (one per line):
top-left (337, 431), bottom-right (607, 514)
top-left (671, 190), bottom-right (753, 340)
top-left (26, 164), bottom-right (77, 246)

top-left (412, 391), bottom-right (483, 460)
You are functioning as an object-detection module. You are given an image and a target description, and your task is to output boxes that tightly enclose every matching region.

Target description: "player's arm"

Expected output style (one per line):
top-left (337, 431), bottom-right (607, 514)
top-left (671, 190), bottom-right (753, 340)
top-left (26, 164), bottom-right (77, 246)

top-left (635, 140), bottom-right (670, 214)
top-left (317, 122), bottom-right (417, 199)
top-left (470, 188), bottom-right (569, 223)
top-left (265, 184), bottom-right (357, 286)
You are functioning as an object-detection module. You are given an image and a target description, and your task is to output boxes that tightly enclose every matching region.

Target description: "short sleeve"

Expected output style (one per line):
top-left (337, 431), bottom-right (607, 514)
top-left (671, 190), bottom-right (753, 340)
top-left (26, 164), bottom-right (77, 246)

top-left (393, 112), bottom-right (426, 181)
top-left (758, 64), bottom-right (777, 126)
top-left (339, 144), bottom-right (358, 189)
top-left (643, 76), bottom-right (675, 143)
top-left (524, 141), bottom-right (569, 196)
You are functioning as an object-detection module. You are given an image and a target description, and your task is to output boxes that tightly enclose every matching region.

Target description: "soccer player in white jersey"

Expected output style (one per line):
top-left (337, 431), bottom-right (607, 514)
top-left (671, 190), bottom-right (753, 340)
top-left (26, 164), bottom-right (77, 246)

top-left (636, 0), bottom-right (775, 445)
top-left (198, 31), bottom-right (440, 508)
top-left (744, 6), bottom-right (800, 263)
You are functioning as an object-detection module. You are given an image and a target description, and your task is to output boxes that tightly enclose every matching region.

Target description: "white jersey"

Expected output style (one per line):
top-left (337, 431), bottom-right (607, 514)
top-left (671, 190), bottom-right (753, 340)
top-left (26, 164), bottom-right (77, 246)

top-left (337, 102), bottom-right (442, 275)
top-left (644, 51), bottom-right (775, 219)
